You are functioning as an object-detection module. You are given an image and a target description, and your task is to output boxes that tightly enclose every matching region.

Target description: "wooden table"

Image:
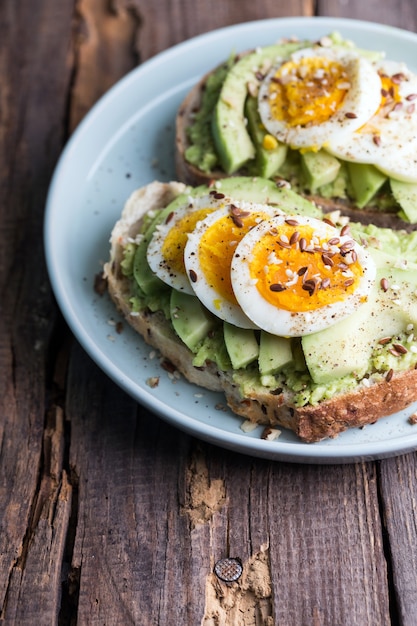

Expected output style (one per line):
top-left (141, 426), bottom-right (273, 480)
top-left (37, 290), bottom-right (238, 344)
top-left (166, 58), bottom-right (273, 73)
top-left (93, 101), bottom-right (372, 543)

top-left (2, 1), bottom-right (417, 624)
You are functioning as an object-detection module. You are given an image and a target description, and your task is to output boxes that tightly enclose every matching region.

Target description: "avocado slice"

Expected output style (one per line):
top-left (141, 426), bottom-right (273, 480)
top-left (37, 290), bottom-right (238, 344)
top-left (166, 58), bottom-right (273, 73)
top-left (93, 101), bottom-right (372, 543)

top-left (390, 178), bottom-right (417, 224)
top-left (223, 322), bottom-right (259, 369)
top-left (244, 95), bottom-right (288, 179)
top-left (212, 42), bottom-right (305, 174)
top-left (301, 150), bottom-right (341, 192)
top-left (302, 267), bottom-right (417, 384)
top-left (258, 332), bottom-right (293, 375)
top-left (216, 176), bottom-right (322, 218)
top-left (170, 290), bottom-right (215, 352)
top-left (347, 162), bottom-right (387, 208)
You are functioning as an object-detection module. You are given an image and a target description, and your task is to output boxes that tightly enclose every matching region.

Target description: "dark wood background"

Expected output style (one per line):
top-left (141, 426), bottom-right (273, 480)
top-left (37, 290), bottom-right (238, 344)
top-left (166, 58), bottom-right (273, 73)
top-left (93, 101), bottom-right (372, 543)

top-left (1, 1), bottom-right (417, 624)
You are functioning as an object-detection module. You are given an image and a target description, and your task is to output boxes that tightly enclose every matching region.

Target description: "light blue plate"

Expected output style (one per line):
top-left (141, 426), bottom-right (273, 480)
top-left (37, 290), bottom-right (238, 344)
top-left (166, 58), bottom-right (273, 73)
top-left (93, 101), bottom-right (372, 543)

top-left (44, 16), bottom-right (417, 463)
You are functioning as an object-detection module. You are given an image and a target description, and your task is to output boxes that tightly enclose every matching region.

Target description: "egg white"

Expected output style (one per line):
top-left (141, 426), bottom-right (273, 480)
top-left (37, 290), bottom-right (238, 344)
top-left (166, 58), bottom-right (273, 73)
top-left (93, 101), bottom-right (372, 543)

top-left (184, 201), bottom-right (283, 328)
top-left (146, 193), bottom-right (228, 294)
top-left (326, 59), bottom-right (417, 182)
top-left (258, 46), bottom-right (382, 150)
top-left (230, 215), bottom-right (376, 337)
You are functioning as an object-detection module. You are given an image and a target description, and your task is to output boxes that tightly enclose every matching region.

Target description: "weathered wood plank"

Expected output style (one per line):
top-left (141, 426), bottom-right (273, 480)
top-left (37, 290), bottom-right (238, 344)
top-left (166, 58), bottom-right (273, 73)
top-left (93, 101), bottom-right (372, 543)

top-left (319, 0), bottom-right (417, 30)
top-left (378, 456), bottom-right (417, 626)
top-left (135, 0), bottom-right (315, 61)
top-left (0, 0), bottom-right (75, 622)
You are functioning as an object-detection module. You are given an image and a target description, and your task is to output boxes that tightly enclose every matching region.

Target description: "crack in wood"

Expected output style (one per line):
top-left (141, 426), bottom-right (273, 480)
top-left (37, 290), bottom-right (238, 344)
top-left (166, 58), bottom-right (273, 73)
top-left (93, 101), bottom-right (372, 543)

top-left (181, 447), bottom-right (226, 529)
top-left (0, 405), bottom-right (72, 622)
top-left (58, 464), bottom-right (81, 626)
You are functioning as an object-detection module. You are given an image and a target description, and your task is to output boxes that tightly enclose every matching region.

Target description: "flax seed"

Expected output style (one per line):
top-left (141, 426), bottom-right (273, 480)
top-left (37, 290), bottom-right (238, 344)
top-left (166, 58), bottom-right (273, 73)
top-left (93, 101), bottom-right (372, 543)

top-left (385, 369), bottom-right (394, 382)
top-left (299, 237), bottom-right (307, 251)
top-left (379, 337), bottom-right (392, 345)
top-left (380, 277), bottom-right (389, 292)
top-left (290, 231), bottom-right (300, 245)
top-left (231, 214), bottom-right (244, 228)
top-left (189, 269), bottom-right (198, 283)
top-left (322, 254), bottom-right (334, 267)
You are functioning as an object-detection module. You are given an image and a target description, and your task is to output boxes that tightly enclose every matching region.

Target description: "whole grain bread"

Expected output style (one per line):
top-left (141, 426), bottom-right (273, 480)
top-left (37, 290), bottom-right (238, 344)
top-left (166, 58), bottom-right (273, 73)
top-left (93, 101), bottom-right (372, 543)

top-left (104, 181), bottom-right (417, 443)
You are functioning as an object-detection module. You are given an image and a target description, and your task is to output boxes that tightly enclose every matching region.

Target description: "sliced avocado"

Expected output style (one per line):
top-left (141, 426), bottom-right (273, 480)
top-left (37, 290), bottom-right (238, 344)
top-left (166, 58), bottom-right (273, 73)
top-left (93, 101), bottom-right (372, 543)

top-left (367, 246), bottom-right (417, 272)
top-left (133, 243), bottom-right (168, 295)
top-left (212, 42), bottom-right (305, 174)
top-left (185, 61), bottom-right (233, 172)
top-left (244, 95), bottom-right (288, 179)
top-left (301, 267), bottom-right (417, 384)
top-left (300, 150), bottom-right (341, 192)
top-left (390, 178), bottom-right (417, 224)
top-left (258, 331), bottom-right (293, 375)
top-left (170, 290), bottom-right (215, 352)
top-left (347, 162), bottom-right (387, 208)
top-left (215, 176), bottom-right (322, 218)
top-left (193, 328), bottom-right (232, 371)
top-left (223, 322), bottom-right (259, 369)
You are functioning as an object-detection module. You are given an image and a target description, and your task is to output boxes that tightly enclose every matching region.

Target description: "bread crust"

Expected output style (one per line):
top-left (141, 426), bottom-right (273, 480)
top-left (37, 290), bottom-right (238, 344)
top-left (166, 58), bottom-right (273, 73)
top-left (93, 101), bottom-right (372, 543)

top-left (175, 70), bottom-right (417, 232)
top-left (104, 181), bottom-right (417, 443)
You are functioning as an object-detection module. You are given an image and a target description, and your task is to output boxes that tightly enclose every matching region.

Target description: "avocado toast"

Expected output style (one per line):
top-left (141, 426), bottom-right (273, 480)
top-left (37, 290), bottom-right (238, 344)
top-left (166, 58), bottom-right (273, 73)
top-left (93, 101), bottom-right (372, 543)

top-left (104, 177), bottom-right (417, 443)
top-left (176, 33), bottom-right (417, 227)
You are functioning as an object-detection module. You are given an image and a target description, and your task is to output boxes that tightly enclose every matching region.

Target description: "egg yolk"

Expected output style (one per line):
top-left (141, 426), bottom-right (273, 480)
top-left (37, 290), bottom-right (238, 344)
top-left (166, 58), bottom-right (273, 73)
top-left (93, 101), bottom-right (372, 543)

top-left (198, 210), bottom-right (273, 304)
top-left (161, 208), bottom-right (214, 275)
top-left (268, 57), bottom-right (350, 127)
top-left (247, 222), bottom-right (364, 312)
top-left (378, 71), bottom-right (402, 111)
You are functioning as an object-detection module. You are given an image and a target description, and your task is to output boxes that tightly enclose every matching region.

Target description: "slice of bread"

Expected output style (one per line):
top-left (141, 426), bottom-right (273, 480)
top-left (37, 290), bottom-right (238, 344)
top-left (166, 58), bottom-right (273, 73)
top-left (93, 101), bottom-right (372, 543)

top-left (103, 181), bottom-right (417, 443)
top-left (175, 63), bottom-right (417, 232)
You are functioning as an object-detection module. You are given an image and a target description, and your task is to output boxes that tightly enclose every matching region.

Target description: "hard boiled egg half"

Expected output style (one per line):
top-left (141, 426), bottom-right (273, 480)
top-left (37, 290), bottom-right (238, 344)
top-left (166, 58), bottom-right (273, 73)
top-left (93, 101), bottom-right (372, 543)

top-left (326, 58), bottom-right (417, 182)
top-left (184, 199), bottom-right (283, 328)
top-left (258, 46), bottom-right (382, 150)
top-left (146, 193), bottom-right (222, 294)
top-left (230, 214), bottom-right (376, 336)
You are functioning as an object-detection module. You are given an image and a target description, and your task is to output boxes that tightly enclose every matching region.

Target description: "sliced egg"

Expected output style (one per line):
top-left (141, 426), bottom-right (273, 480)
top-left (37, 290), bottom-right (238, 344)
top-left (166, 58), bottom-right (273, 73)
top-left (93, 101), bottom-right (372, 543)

top-left (146, 193), bottom-right (228, 293)
top-left (326, 59), bottom-right (417, 182)
top-left (258, 46), bottom-right (381, 150)
top-left (231, 215), bottom-right (376, 336)
top-left (184, 201), bottom-right (283, 328)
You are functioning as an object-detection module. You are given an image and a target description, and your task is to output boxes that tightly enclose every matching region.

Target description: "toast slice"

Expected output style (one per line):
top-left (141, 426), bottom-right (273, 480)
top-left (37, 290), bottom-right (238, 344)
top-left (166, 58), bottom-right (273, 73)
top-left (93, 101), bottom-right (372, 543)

top-left (175, 40), bottom-right (417, 230)
top-left (103, 181), bottom-right (417, 443)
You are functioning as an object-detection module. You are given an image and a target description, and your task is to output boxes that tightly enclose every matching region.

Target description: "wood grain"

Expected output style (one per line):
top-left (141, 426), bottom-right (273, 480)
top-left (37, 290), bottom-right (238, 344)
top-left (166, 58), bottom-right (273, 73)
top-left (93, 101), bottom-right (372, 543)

top-left (0, 1), bottom-right (74, 623)
top-left (1, 0), bottom-right (417, 624)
